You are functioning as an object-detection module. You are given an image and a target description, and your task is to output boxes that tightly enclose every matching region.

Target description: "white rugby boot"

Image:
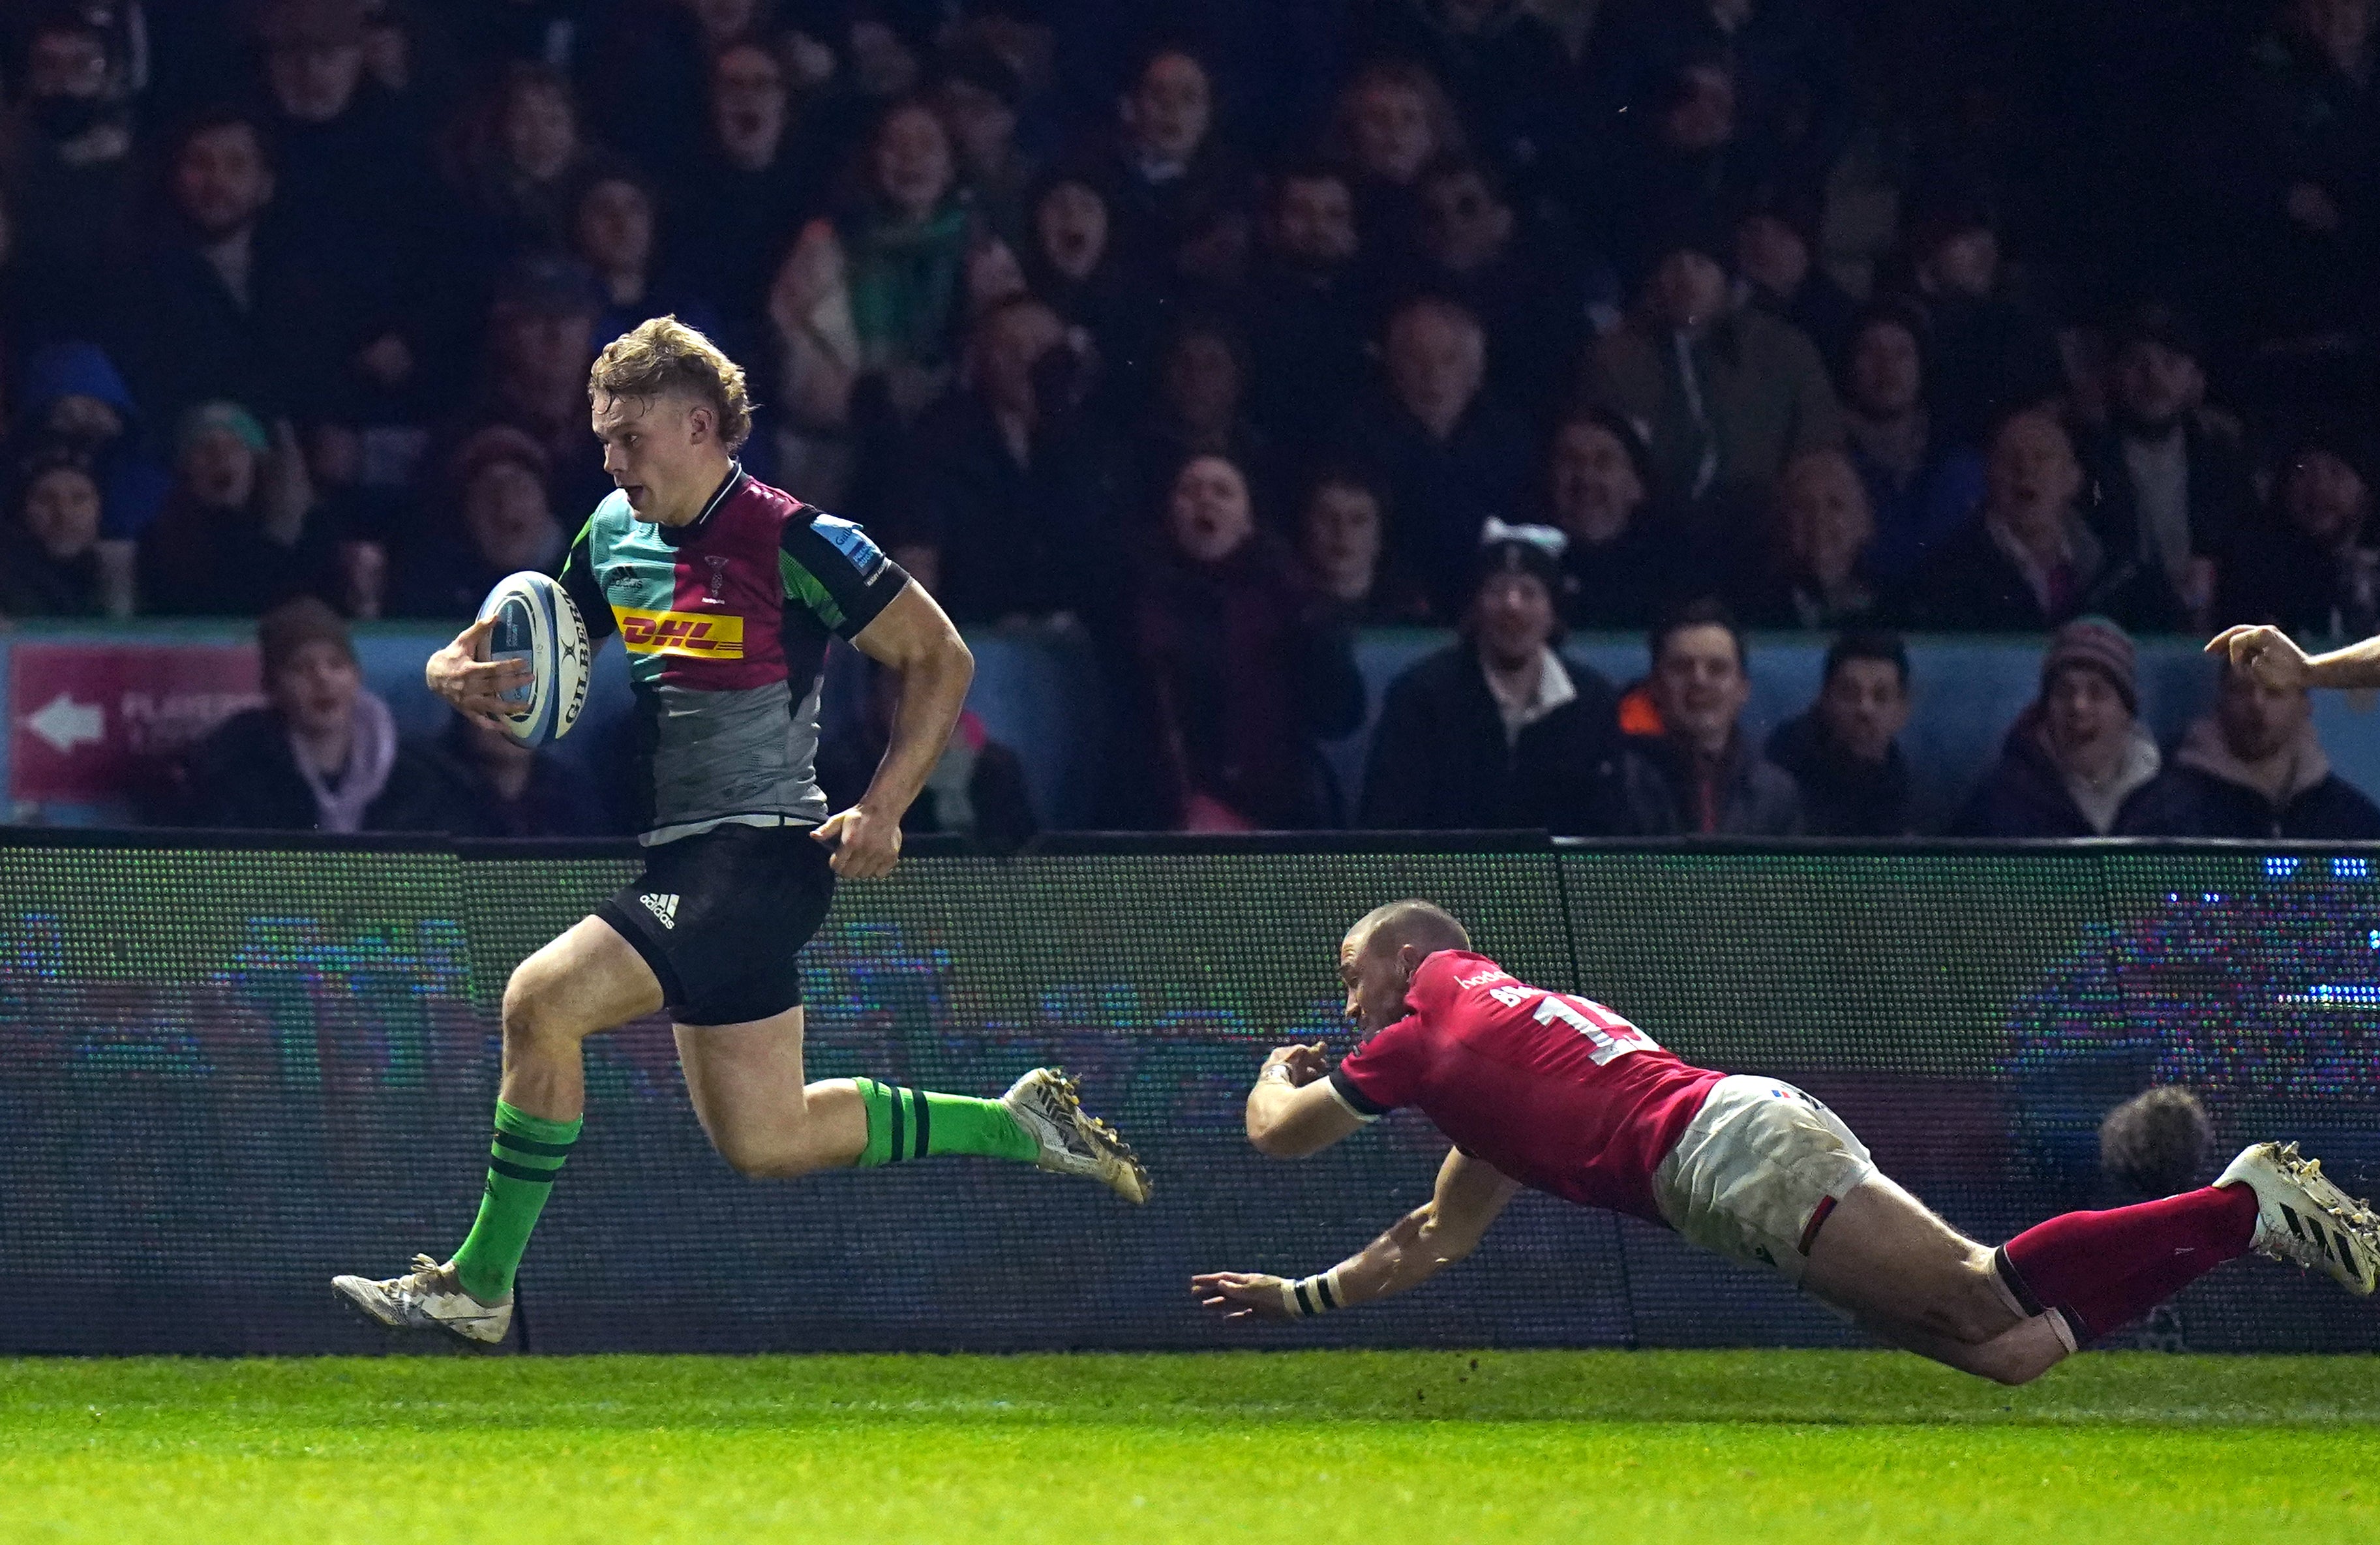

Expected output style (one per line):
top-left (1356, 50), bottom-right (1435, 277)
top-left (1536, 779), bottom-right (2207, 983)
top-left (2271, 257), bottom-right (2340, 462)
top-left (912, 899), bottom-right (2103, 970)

top-left (333, 1253), bottom-right (514, 1344)
top-left (1001, 1066), bottom-right (1151, 1205)
top-left (2216, 1142), bottom-right (2380, 1296)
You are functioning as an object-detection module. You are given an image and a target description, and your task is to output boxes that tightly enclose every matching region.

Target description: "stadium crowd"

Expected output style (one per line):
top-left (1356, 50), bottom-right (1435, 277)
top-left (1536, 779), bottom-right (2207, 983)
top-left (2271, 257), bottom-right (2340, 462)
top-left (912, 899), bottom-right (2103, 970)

top-left (3, 0), bottom-right (2379, 838)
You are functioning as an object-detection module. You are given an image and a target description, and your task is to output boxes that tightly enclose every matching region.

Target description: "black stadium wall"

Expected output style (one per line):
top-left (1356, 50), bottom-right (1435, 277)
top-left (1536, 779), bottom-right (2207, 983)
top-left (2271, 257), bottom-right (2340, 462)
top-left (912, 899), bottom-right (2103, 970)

top-left (3, 831), bottom-right (2377, 1356)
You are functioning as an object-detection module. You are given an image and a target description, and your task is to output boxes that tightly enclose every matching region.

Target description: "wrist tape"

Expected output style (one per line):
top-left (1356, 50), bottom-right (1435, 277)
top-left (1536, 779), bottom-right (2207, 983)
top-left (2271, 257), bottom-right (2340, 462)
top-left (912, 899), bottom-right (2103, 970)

top-left (1278, 1267), bottom-right (1345, 1317)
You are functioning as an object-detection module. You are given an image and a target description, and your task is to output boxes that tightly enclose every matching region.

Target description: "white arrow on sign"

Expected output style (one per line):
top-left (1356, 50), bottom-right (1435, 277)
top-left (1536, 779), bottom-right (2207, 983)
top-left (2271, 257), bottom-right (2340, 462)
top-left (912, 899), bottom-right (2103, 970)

top-left (25, 693), bottom-right (104, 753)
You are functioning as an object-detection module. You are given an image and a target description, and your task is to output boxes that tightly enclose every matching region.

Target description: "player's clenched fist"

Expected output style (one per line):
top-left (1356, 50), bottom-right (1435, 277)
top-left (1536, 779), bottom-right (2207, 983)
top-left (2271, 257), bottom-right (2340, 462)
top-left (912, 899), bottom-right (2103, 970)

top-left (813, 803), bottom-right (903, 877)
top-left (1190, 1271), bottom-right (1295, 1321)
top-left (2205, 624), bottom-right (2312, 690)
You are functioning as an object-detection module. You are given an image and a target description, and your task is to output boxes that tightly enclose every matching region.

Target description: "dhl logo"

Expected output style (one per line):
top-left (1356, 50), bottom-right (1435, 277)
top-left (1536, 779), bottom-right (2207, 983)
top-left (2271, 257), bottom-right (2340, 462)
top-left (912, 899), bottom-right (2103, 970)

top-left (615, 606), bottom-right (745, 658)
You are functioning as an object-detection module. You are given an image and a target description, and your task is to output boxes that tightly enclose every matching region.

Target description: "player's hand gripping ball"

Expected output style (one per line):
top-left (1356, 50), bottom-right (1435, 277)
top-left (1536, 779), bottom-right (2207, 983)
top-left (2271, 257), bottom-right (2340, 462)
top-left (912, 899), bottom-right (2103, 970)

top-left (474, 571), bottom-right (591, 747)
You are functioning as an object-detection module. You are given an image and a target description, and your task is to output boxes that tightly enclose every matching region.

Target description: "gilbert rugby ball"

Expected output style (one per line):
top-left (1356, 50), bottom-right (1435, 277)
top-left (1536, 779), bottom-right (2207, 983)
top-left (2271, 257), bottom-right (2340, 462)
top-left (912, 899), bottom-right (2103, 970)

top-left (476, 571), bottom-right (590, 747)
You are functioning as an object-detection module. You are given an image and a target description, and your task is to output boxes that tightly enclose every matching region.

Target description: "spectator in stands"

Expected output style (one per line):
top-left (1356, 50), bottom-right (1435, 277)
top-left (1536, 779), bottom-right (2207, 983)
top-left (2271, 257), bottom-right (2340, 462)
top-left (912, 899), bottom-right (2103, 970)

top-left (117, 109), bottom-right (344, 423)
top-left (185, 597), bottom-right (399, 831)
top-left (1125, 313), bottom-right (1272, 515)
top-left (472, 255), bottom-right (608, 516)
top-left (817, 659), bottom-right (1037, 850)
top-left (1544, 405), bottom-right (1685, 631)
top-left (251, 0), bottom-right (436, 266)
top-left (1738, 448), bottom-right (1882, 629)
top-left (906, 295), bottom-right (1100, 625)
top-left (1765, 631), bottom-right (1916, 837)
top-left (2083, 306), bottom-right (2253, 635)
top-left (389, 426), bottom-right (562, 620)
top-left (770, 98), bottom-right (1009, 500)
top-left (572, 172), bottom-right (721, 348)
top-left (1100, 44), bottom-right (1231, 276)
top-left (1297, 464), bottom-right (1430, 625)
top-left (457, 63), bottom-right (597, 258)
top-left (678, 41), bottom-right (820, 340)
top-left (1361, 523), bottom-right (1621, 834)
top-left (1585, 221), bottom-right (1843, 524)
top-left (2210, 0), bottom-right (2380, 361)
top-left (2, 9), bottom-right (136, 340)
top-left (371, 710), bottom-right (607, 838)
top-left (1128, 453), bottom-right (1364, 829)
top-left (1336, 293), bottom-right (1534, 616)
top-left (1901, 408), bottom-right (2177, 632)
top-left (1353, 0), bottom-right (1577, 182)
top-left (1839, 303), bottom-right (1985, 585)
top-left (936, 41), bottom-right (1036, 243)
top-left (139, 402), bottom-right (332, 617)
top-left (0, 444), bottom-right (110, 616)
top-left (14, 339), bottom-right (168, 539)
top-left (1023, 173), bottom-right (1132, 371)
top-left (2169, 660), bottom-right (2380, 839)
top-left (2220, 427), bottom-right (2380, 641)
top-left (1953, 618), bottom-right (2194, 837)
top-left (1329, 59), bottom-right (1468, 272)
top-left (1894, 206), bottom-right (2064, 448)
top-left (1415, 157), bottom-right (1610, 412)
top-left (1614, 597), bottom-right (1802, 835)
top-left (1243, 162), bottom-right (1372, 449)
top-left (1736, 196), bottom-right (1858, 367)
top-left (1604, 59), bottom-right (1750, 260)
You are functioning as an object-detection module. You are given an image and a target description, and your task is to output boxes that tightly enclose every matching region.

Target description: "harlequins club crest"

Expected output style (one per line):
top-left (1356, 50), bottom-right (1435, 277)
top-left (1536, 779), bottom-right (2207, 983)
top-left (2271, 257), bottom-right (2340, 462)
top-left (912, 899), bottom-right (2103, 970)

top-left (704, 555), bottom-right (730, 605)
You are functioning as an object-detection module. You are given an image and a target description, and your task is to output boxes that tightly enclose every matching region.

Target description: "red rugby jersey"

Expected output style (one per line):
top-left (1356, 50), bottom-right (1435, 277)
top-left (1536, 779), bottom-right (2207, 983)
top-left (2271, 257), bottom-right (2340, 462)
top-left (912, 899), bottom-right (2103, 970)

top-left (1328, 951), bottom-right (1724, 1222)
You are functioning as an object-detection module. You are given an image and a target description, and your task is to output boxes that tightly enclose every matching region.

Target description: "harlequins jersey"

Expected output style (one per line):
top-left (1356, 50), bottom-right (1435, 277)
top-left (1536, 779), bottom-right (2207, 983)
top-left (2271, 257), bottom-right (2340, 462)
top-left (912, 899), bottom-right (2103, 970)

top-left (557, 462), bottom-right (908, 843)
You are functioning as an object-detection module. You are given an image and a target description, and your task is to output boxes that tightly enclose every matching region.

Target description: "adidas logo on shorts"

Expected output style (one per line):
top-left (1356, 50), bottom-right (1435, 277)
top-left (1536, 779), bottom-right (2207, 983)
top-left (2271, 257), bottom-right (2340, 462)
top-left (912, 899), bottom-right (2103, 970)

top-left (640, 892), bottom-right (680, 929)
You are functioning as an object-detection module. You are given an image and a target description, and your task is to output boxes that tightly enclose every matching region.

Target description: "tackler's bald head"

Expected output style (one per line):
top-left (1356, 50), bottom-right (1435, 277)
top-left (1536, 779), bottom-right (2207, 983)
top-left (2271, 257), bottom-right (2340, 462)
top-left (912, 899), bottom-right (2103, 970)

top-left (1346, 899), bottom-right (1471, 963)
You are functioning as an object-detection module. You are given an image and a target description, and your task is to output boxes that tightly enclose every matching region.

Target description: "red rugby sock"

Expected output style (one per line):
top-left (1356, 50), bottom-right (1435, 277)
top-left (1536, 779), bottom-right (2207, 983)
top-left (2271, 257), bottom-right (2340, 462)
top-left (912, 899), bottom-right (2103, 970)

top-left (1996, 1185), bottom-right (2257, 1340)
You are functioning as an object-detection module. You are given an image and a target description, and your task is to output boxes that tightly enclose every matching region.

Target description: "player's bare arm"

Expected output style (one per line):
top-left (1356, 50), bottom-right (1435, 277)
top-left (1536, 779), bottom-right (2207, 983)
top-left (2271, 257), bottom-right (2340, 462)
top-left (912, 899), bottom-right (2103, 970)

top-left (1243, 1042), bottom-right (1357, 1157)
top-left (426, 613), bottom-right (532, 732)
top-left (815, 580), bottom-right (974, 878)
top-left (2207, 623), bottom-right (2380, 689)
top-left (1193, 1147), bottom-right (1522, 1321)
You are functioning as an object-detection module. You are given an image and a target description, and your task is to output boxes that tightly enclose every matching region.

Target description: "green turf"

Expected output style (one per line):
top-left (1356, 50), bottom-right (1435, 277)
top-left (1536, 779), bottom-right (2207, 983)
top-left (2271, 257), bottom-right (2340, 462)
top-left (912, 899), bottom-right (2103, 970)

top-left (6, 1351), bottom-right (2378, 1543)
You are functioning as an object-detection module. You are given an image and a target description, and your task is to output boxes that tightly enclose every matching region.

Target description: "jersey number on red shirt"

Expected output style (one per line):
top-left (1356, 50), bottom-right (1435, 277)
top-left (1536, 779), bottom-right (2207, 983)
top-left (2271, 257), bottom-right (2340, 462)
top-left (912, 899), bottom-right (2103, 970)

top-left (1489, 984), bottom-right (1661, 1066)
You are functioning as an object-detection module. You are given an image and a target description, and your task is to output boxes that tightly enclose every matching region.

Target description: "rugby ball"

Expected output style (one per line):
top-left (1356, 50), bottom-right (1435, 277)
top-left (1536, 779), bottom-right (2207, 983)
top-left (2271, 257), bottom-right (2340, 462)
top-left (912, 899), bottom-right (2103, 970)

top-left (476, 571), bottom-right (590, 747)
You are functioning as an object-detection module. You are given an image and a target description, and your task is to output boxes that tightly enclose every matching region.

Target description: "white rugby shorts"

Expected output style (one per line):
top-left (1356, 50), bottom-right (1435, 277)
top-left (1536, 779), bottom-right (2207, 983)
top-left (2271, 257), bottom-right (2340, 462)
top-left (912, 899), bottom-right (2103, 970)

top-left (1649, 1074), bottom-right (1875, 1286)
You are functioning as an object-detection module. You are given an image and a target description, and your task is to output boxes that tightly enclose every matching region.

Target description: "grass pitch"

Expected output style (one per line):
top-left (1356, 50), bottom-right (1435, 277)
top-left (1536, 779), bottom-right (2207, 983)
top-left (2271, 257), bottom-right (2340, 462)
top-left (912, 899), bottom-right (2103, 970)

top-left (5, 1350), bottom-right (2377, 1543)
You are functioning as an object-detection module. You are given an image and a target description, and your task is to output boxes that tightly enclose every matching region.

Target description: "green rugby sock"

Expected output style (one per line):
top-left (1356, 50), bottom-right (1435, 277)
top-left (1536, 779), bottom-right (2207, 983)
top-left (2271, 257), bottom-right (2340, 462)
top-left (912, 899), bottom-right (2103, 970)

top-left (852, 1077), bottom-right (1036, 1167)
top-left (450, 1101), bottom-right (582, 1303)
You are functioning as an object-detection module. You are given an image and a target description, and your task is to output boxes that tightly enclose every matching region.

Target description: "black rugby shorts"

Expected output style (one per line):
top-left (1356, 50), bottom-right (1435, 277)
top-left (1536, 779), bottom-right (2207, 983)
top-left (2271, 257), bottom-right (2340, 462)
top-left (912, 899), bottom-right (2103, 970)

top-left (594, 821), bottom-right (836, 1025)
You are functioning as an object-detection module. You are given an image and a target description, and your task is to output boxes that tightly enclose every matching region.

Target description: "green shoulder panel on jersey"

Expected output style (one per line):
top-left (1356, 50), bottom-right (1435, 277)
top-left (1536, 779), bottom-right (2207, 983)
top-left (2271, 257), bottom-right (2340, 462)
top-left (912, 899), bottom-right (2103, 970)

top-left (556, 493), bottom-right (634, 642)
top-left (779, 509), bottom-right (909, 641)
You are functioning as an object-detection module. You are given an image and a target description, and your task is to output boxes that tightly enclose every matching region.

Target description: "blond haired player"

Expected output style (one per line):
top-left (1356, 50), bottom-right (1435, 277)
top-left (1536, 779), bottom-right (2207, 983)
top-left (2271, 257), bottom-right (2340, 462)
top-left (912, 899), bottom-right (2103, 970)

top-left (335, 318), bottom-right (1145, 1343)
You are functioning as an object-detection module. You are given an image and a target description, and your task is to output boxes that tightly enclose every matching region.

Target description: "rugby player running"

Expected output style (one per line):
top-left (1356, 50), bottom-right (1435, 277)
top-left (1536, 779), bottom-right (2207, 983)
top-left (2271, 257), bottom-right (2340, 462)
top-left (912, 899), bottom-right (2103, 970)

top-left (337, 318), bottom-right (1146, 1343)
top-left (1194, 901), bottom-right (2378, 1382)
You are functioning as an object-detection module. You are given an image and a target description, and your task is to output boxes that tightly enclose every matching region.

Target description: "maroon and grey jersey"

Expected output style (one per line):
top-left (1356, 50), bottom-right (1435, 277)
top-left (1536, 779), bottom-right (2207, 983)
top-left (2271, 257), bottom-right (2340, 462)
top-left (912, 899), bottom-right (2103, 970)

top-left (557, 464), bottom-right (908, 843)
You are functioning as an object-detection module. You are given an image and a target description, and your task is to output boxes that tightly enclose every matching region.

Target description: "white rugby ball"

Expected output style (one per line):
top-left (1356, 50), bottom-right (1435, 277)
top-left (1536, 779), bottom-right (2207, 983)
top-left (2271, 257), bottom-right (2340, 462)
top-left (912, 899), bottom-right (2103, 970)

top-left (476, 571), bottom-right (590, 747)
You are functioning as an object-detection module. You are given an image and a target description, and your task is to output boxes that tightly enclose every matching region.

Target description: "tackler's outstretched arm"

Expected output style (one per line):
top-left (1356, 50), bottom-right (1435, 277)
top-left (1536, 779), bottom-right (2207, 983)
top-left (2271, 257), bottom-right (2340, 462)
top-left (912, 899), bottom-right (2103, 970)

top-left (1192, 1148), bottom-right (1522, 1321)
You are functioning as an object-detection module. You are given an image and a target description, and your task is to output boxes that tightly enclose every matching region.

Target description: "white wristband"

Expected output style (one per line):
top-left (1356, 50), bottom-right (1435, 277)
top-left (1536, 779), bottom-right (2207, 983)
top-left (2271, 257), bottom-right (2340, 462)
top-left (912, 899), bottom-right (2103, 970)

top-left (1279, 1267), bottom-right (1344, 1317)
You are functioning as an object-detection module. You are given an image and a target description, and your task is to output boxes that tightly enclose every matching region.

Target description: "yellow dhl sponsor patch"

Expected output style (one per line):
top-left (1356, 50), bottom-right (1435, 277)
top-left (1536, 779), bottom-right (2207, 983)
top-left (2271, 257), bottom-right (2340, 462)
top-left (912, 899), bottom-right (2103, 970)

top-left (614, 606), bottom-right (746, 657)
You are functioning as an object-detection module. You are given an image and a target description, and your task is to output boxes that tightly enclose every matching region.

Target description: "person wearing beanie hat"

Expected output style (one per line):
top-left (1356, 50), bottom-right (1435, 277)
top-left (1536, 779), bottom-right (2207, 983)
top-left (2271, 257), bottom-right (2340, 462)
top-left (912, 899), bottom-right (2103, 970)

top-left (1953, 617), bottom-right (2194, 837)
top-left (139, 402), bottom-right (338, 618)
top-left (183, 595), bottom-right (405, 832)
top-left (2216, 424), bottom-right (2380, 642)
top-left (1362, 518), bottom-right (1623, 834)
top-left (1584, 206), bottom-right (1844, 521)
